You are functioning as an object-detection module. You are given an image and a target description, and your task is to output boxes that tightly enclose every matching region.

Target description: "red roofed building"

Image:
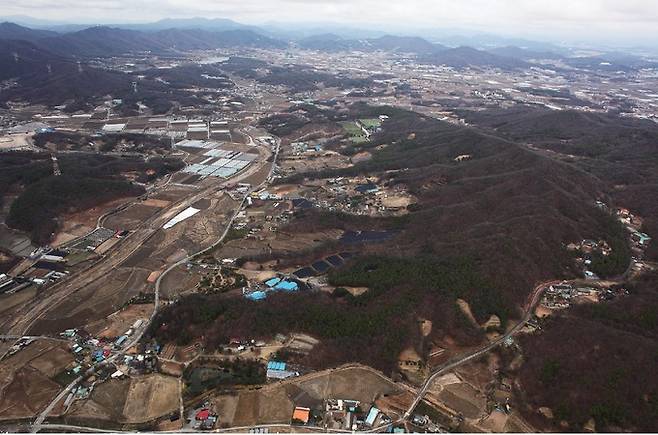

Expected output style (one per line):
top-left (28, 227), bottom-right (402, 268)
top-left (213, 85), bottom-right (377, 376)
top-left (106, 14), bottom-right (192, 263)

top-left (196, 409), bottom-right (210, 420)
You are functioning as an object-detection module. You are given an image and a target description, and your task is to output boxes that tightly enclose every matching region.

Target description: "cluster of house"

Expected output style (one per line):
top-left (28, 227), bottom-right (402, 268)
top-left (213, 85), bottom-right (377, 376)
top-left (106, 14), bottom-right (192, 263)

top-left (192, 406), bottom-right (218, 430)
top-left (566, 238), bottom-right (612, 280)
top-left (290, 141), bottom-right (324, 155)
top-left (223, 337), bottom-right (267, 354)
top-left (314, 176), bottom-right (413, 217)
top-left (615, 207), bottom-right (652, 251)
top-left (542, 283), bottom-right (578, 309)
top-left (60, 321), bottom-right (155, 379)
top-left (541, 282), bottom-right (626, 310)
top-left (410, 414), bottom-right (443, 432)
top-left (291, 399), bottom-right (393, 431)
top-left (230, 188), bottom-right (295, 238)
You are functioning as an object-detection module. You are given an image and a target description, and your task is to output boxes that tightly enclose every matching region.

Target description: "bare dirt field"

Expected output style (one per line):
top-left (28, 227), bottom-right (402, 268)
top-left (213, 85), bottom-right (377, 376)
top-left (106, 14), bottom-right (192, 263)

top-left (52, 197), bottom-right (132, 247)
top-left (280, 154), bottom-right (351, 173)
top-left (240, 163), bottom-right (271, 187)
top-left (0, 366), bottom-right (61, 420)
top-left (0, 133), bottom-right (34, 150)
top-left (29, 266), bottom-right (152, 335)
top-left (142, 199), bottom-right (171, 208)
top-left (212, 393), bottom-right (240, 427)
top-left (67, 378), bottom-right (131, 423)
top-left (375, 390), bottom-right (415, 420)
top-left (343, 286), bottom-right (369, 296)
top-left (104, 204), bottom-right (162, 231)
top-left (220, 229), bottom-right (342, 264)
top-left (86, 304), bottom-right (152, 338)
top-left (159, 266), bottom-right (203, 300)
top-left (28, 346), bottom-right (75, 378)
top-left (438, 383), bottom-right (485, 419)
top-left (231, 387), bottom-right (294, 426)
top-left (122, 374), bottom-right (179, 423)
top-left (0, 286), bottom-right (37, 331)
top-left (268, 184), bottom-right (300, 196)
top-left (0, 340), bottom-right (72, 420)
top-left (292, 367), bottom-right (401, 404)
top-left (479, 409), bottom-right (509, 432)
top-left (149, 185), bottom-right (197, 203)
top-left (381, 195), bottom-right (413, 209)
top-left (68, 374), bottom-right (178, 425)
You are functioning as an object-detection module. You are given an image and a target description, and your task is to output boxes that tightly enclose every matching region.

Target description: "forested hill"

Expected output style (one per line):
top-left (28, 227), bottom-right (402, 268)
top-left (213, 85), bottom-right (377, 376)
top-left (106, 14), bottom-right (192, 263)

top-left (149, 104), bottom-right (630, 374)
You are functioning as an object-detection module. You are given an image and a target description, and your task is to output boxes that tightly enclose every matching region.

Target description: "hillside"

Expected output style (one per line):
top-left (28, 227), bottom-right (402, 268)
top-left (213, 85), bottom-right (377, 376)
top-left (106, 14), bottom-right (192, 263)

top-left (2, 152), bottom-right (183, 243)
top-left (487, 45), bottom-right (561, 60)
top-left (36, 26), bottom-right (170, 57)
top-left (517, 271), bottom-right (658, 432)
top-left (457, 106), bottom-right (658, 260)
top-left (153, 28), bottom-right (286, 51)
top-left (457, 107), bottom-right (658, 158)
top-left (421, 46), bottom-right (531, 69)
top-left (150, 105), bottom-right (626, 374)
top-left (1, 23), bottom-right (287, 58)
top-left (298, 34), bottom-right (443, 54)
top-left (0, 39), bottom-right (133, 105)
top-left (0, 21), bottom-right (57, 41)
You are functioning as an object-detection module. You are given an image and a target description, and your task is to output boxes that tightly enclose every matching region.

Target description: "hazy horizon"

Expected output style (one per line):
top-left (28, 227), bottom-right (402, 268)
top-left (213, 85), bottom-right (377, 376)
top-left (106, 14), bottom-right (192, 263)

top-left (4, 0), bottom-right (658, 48)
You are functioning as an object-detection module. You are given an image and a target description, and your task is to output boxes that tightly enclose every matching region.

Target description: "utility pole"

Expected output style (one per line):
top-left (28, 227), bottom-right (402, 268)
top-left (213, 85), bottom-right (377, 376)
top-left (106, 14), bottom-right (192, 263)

top-left (51, 154), bottom-right (61, 176)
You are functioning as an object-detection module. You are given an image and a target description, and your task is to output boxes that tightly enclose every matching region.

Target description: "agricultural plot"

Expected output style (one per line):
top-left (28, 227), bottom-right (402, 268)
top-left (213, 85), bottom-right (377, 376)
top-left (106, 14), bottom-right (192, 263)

top-left (359, 118), bottom-right (382, 129)
top-left (0, 340), bottom-right (74, 420)
top-left (66, 375), bottom-right (178, 426)
top-left (340, 121), bottom-right (368, 143)
top-left (209, 366), bottom-right (401, 428)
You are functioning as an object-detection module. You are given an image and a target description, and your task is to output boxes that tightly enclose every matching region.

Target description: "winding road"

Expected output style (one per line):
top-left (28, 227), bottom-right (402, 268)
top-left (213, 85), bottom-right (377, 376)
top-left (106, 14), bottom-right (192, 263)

top-left (30, 129), bottom-right (280, 433)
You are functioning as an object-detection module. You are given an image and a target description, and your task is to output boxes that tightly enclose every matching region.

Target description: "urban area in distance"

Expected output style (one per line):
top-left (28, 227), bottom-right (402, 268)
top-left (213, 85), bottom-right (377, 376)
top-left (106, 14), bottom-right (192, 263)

top-left (0, 1), bottom-right (657, 433)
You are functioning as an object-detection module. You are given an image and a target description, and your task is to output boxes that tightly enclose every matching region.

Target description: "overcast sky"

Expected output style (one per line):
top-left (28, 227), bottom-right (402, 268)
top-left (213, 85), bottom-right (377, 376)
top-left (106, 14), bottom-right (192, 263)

top-left (4, 0), bottom-right (658, 44)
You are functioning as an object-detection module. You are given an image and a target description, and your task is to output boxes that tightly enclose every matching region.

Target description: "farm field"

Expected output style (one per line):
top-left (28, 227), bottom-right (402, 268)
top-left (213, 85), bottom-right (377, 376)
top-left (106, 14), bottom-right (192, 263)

top-left (0, 340), bottom-right (73, 421)
top-left (209, 366), bottom-right (402, 427)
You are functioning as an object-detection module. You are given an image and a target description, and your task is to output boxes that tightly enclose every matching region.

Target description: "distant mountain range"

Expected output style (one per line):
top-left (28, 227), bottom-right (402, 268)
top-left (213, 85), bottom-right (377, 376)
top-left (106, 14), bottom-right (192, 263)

top-left (297, 34), bottom-right (443, 54)
top-left (0, 22), bottom-right (286, 57)
top-left (0, 21), bottom-right (57, 42)
top-left (1, 20), bottom-right (657, 107)
top-left (297, 34), bottom-right (533, 69)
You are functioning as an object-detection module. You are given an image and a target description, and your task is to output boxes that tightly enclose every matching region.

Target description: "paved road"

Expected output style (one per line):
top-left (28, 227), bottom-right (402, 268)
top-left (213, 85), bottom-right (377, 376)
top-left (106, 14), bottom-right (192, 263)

top-left (0, 335), bottom-right (68, 342)
top-left (400, 280), bottom-right (553, 420)
top-left (4, 135), bottom-right (274, 352)
top-left (30, 132), bottom-right (280, 433)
